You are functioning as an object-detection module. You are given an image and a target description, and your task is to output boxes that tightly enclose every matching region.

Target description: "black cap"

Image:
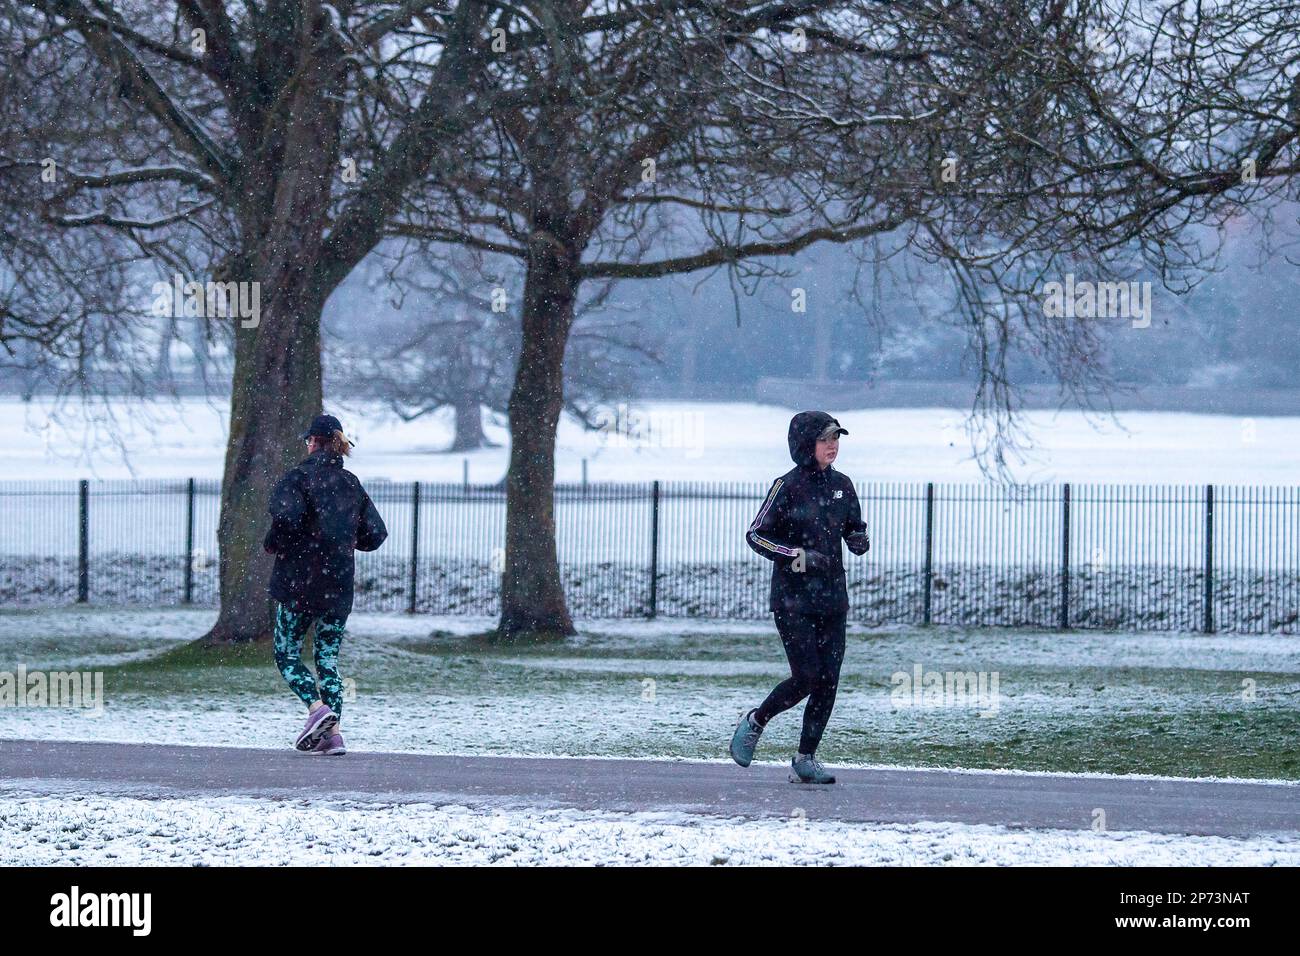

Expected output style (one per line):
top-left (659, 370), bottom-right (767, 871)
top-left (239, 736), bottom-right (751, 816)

top-left (301, 414), bottom-right (344, 441)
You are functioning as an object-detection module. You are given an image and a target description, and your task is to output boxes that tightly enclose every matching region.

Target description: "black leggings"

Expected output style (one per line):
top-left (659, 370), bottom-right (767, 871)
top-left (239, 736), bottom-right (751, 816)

top-left (754, 607), bottom-right (847, 756)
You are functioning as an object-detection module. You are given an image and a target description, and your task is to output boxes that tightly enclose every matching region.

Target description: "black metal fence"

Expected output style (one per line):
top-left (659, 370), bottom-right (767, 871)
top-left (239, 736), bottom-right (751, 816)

top-left (1, 479), bottom-right (1297, 633)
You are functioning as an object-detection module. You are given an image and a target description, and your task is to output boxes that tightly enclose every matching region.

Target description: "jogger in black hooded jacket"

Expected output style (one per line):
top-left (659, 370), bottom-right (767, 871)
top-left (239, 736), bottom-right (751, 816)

top-left (730, 410), bottom-right (869, 784)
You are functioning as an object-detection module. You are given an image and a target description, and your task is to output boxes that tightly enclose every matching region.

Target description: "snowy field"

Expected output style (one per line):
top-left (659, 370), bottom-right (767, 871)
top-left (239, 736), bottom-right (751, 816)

top-left (7, 396), bottom-right (1300, 485)
top-left (6, 397), bottom-right (1299, 632)
top-left (5, 607), bottom-right (1298, 866)
top-left (4, 786), bottom-right (1297, 866)
top-left (3, 607), bottom-right (1297, 781)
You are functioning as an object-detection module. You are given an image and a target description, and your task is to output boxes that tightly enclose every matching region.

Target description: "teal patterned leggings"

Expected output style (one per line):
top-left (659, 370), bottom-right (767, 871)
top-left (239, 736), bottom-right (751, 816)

top-left (273, 602), bottom-right (348, 717)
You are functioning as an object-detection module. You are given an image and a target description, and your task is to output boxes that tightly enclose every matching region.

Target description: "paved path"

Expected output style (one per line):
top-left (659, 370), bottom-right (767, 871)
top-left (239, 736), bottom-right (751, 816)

top-left (3, 738), bottom-right (1297, 837)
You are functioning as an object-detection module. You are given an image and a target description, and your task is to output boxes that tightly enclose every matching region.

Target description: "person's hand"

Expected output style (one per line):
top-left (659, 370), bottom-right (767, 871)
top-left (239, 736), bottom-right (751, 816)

top-left (793, 548), bottom-right (830, 573)
top-left (845, 530), bottom-right (870, 555)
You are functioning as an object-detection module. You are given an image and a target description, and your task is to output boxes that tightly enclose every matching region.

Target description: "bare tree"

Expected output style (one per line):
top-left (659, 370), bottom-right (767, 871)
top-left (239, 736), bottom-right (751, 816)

top-left (1, 0), bottom-right (527, 642)
top-left (901, 0), bottom-right (1300, 469)
top-left (0, 20), bottom-right (219, 441)
top-left (327, 246), bottom-right (514, 451)
top-left (10, 0), bottom-right (1219, 647)
top-left (328, 242), bottom-right (657, 452)
top-left (392, 0), bottom-right (1104, 640)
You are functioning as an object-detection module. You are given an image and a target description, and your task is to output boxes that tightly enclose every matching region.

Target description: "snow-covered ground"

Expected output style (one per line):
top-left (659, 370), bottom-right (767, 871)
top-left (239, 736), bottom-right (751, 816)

top-left (3, 607), bottom-right (1297, 783)
top-left (5, 607), bottom-right (1297, 865)
top-left (3, 787), bottom-right (1296, 866)
top-left (9, 606), bottom-right (1300, 674)
top-left (8, 396), bottom-right (1300, 485)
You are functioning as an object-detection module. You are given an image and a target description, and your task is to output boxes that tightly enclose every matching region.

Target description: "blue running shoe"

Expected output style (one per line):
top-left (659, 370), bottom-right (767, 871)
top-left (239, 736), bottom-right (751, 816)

top-left (789, 753), bottom-right (835, 784)
top-left (729, 709), bottom-right (764, 767)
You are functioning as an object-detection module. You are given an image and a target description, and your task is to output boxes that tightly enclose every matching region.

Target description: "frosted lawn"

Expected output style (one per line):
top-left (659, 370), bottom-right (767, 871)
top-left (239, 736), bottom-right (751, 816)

top-left (2, 607), bottom-right (1296, 781)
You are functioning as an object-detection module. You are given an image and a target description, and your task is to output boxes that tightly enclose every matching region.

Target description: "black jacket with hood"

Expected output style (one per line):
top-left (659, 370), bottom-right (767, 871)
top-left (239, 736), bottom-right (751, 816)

top-left (263, 450), bottom-right (388, 617)
top-left (746, 410), bottom-right (869, 614)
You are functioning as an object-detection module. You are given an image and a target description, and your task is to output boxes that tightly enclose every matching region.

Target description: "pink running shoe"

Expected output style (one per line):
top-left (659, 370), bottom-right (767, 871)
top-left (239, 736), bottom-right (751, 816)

top-left (319, 733), bottom-right (346, 756)
top-left (294, 705), bottom-right (338, 751)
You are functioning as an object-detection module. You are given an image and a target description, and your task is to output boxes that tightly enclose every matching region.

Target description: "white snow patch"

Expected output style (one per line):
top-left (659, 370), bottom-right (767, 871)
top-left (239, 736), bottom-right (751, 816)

top-left (10, 397), bottom-right (1300, 485)
top-left (3, 788), bottom-right (1296, 866)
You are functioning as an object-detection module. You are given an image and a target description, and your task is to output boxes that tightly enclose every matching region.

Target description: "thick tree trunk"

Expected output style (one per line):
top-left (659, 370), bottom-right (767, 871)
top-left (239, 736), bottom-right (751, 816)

top-left (200, 71), bottom-right (340, 645)
top-left (448, 395), bottom-right (489, 451)
top-left (496, 234), bottom-right (580, 642)
top-left (204, 299), bottom-right (323, 644)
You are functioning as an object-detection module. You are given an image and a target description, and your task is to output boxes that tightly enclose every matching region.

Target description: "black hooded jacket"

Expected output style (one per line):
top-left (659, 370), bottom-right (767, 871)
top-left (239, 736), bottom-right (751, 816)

top-left (746, 411), bottom-right (869, 614)
top-left (263, 450), bottom-right (388, 616)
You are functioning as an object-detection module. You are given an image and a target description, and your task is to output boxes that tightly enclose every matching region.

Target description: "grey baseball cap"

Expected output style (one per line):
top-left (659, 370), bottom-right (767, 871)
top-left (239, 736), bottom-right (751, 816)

top-left (818, 420), bottom-right (849, 440)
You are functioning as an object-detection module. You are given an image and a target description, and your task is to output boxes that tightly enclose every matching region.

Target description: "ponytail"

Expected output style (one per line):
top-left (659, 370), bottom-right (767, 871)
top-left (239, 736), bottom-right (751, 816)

top-left (325, 429), bottom-right (353, 457)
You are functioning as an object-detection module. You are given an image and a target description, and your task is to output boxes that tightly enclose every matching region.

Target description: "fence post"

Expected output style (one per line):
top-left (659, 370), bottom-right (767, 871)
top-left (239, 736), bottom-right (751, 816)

top-left (77, 479), bottom-right (89, 603)
top-left (922, 482), bottom-right (934, 625)
top-left (183, 477), bottom-right (195, 604)
top-left (408, 481), bottom-right (421, 614)
top-left (1204, 483), bottom-right (1215, 634)
top-left (648, 480), bottom-right (660, 618)
top-left (1059, 483), bottom-right (1071, 630)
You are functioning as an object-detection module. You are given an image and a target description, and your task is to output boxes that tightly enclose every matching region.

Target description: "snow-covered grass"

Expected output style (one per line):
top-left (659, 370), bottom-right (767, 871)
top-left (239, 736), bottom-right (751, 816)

top-left (9, 396), bottom-right (1300, 485)
top-left (3, 607), bottom-right (1297, 781)
top-left (3, 787), bottom-right (1296, 866)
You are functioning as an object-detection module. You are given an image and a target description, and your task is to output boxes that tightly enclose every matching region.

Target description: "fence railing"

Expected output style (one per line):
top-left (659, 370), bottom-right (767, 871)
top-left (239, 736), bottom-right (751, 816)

top-left (1, 479), bottom-right (1297, 633)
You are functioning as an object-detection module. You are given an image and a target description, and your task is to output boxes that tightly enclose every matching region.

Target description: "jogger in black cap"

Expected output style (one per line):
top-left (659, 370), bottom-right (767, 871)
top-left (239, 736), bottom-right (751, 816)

top-left (730, 410), bottom-right (869, 783)
top-left (264, 415), bottom-right (387, 755)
